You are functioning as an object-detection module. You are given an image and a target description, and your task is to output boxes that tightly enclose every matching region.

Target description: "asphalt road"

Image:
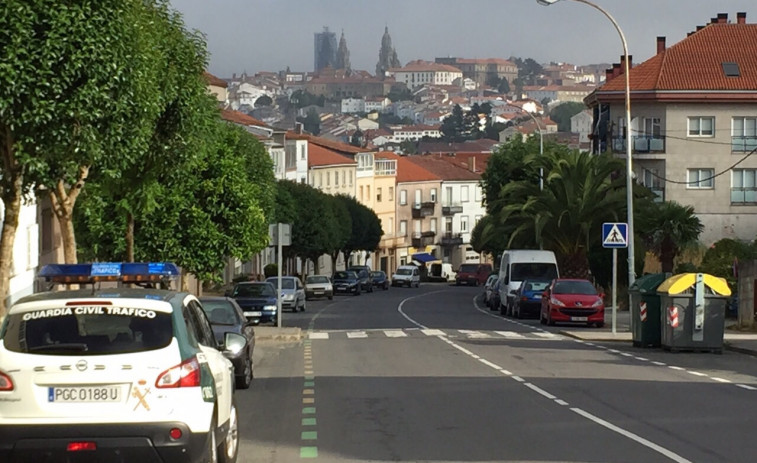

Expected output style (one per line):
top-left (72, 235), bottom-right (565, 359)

top-left (235, 283), bottom-right (757, 463)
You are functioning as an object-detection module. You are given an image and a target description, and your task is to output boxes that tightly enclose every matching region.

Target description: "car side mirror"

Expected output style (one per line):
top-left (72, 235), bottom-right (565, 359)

top-left (224, 332), bottom-right (246, 355)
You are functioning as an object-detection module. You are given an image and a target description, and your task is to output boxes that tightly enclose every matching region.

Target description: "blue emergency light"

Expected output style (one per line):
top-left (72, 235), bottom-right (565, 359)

top-left (38, 262), bottom-right (180, 285)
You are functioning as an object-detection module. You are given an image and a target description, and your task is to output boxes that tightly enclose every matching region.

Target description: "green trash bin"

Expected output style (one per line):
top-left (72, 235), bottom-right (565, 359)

top-left (658, 273), bottom-right (731, 354)
top-left (630, 273), bottom-right (668, 348)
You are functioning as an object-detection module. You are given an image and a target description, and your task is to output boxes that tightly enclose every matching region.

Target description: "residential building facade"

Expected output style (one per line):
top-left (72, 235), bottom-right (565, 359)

top-left (388, 61), bottom-right (463, 91)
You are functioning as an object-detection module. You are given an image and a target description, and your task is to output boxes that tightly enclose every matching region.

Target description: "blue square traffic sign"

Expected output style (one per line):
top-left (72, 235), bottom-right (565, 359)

top-left (602, 223), bottom-right (628, 248)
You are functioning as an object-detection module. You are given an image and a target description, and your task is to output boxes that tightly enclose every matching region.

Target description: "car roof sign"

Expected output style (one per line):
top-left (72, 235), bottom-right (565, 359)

top-left (38, 262), bottom-right (180, 286)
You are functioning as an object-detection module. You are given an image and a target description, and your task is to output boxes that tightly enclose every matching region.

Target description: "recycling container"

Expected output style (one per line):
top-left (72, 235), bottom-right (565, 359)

top-left (658, 273), bottom-right (731, 354)
top-left (629, 273), bottom-right (668, 348)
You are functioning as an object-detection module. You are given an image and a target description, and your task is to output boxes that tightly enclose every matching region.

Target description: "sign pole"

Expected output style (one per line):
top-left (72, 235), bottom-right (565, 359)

top-left (612, 248), bottom-right (617, 334)
top-left (277, 222), bottom-right (283, 328)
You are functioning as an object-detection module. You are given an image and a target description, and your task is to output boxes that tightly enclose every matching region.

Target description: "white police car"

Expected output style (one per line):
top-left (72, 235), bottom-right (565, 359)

top-left (0, 263), bottom-right (241, 463)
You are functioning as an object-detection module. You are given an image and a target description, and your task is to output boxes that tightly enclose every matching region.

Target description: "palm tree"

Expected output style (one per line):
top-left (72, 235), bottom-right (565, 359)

top-left (497, 150), bottom-right (627, 278)
top-left (639, 201), bottom-right (703, 273)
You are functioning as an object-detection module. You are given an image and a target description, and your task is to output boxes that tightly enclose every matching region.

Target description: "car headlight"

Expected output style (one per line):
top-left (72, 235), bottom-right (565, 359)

top-left (549, 297), bottom-right (565, 307)
top-left (283, 294), bottom-right (294, 300)
top-left (592, 298), bottom-right (604, 307)
top-left (264, 305), bottom-right (277, 311)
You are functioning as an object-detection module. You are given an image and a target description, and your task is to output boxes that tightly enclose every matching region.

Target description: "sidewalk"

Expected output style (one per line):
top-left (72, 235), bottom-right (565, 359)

top-left (559, 309), bottom-right (757, 356)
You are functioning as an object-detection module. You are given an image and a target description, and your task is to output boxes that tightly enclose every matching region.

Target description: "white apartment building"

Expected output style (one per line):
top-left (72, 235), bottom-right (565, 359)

top-left (388, 60), bottom-right (463, 91)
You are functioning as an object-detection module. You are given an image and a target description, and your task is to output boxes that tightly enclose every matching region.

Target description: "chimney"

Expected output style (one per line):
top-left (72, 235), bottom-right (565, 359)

top-left (710, 17), bottom-right (718, 25)
top-left (612, 62), bottom-right (621, 78)
top-left (656, 36), bottom-right (666, 54)
top-left (619, 55), bottom-right (633, 72)
top-left (467, 156), bottom-right (476, 172)
top-left (295, 122), bottom-right (304, 134)
top-left (605, 68), bottom-right (614, 82)
top-left (717, 13), bottom-right (728, 24)
top-left (737, 12), bottom-right (747, 24)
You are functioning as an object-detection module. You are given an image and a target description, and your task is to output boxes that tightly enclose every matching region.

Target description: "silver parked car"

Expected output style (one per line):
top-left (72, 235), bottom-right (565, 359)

top-left (266, 276), bottom-right (306, 312)
top-left (305, 275), bottom-right (333, 300)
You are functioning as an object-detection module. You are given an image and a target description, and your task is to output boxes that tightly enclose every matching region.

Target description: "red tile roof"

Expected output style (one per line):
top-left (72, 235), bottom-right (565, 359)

top-left (307, 143), bottom-right (356, 167)
top-left (404, 155), bottom-right (481, 181)
top-left (220, 109), bottom-right (268, 128)
top-left (203, 72), bottom-right (227, 88)
top-left (434, 152), bottom-right (492, 173)
top-left (395, 156), bottom-right (440, 183)
top-left (598, 20), bottom-right (757, 96)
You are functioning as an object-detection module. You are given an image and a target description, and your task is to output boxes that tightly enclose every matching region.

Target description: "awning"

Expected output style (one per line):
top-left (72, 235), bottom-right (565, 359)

top-left (411, 253), bottom-right (439, 263)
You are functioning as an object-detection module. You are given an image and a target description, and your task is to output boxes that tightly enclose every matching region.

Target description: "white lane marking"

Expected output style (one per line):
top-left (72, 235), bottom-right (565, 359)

top-left (495, 331), bottom-right (525, 339)
top-left (533, 332), bottom-right (557, 338)
top-left (688, 371), bottom-right (708, 377)
top-left (459, 329), bottom-right (491, 338)
top-left (422, 329), bottom-right (446, 336)
top-left (525, 383), bottom-right (556, 400)
top-left (668, 366), bottom-right (685, 371)
top-left (635, 357), bottom-right (648, 361)
top-left (512, 376), bottom-right (525, 382)
top-left (554, 399), bottom-right (569, 406)
top-left (620, 353), bottom-right (633, 357)
top-left (608, 349), bottom-right (620, 354)
top-left (478, 358), bottom-right (501, 369)
top-left (652, 361), bottom-right (667, 366)
top-left (347, 331), bottom-right (367, 338)
top-left (384, 330), bottom-right (407, 338)
top-left (712, 377), bottom-right (731, 383)
top-left (499, 369), bottom-right (513, 376)
top-left (737, 384), bottom-right (757, 391)
top-left (308, 332), bottom-right (329, 340)
top-left (571, 408), bottom-right (693, 463)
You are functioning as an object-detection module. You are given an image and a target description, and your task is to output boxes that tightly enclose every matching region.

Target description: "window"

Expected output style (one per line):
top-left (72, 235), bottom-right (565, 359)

top-left (687, 168), bottom-right (714, 189)
top-left (643, 117), bottom-right (662, 138)
top-left (334, 171), bottom-right (339, 186)
top-left (475, 186), bottom-right (482, 202)
top-left (300, 145), bottom-right (306, 160)
top-left (359, 185), bottom-right (364, 202)
top-left (399, 220), bottom-right (407, 236)
top-left (445, 186), bottom-right (453, 205)
top-left (688, 117), bottom-right (714, 137)
top-left (414, 189), bottom-right (421, 206)
top-left (377, 187), bottom-right (382, 202)
top-left (349, 170), bottom-right (353, 186)
top-left (461, 216), bottom-right (469, 232)
top-left (462, 186), bottom-right (470, 202)
top-left (318, 172), bottom-right (323, 187)
top-left (342, 170), bottom-right (346, 186)
top-left (732, 169), bottom-right (757, 203)
top-left (367, 186), bottom-right (371, 201)
top-left (732, 117), bottom-right (757, 152)
top-left (389, 187), bottom-right (394, 201)
top-left (430, 188), bottom-right (437, 203)
top-left (388, 217), bottom-right (394, 235)
top-left (430, 218), bottom-right (437, 233)
top-left (400, 189), bottom-right (407, 205)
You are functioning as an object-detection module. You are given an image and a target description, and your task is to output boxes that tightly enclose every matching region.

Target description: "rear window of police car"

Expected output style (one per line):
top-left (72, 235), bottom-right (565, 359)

top-left (2, 305), bottom-right (173, 355)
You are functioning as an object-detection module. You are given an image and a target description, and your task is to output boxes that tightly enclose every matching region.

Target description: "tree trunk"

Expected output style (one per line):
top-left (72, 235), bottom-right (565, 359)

top-left (49, 166), bottom-right (89, 264)
top-left (557, 249), bottom-right (590, 279)
top-left (0, 125), bottom-right (23, 317)
top-left (0, 182), bottom-right (22, 318)
top-left (659, 238), bottom-right (675, 273)
top-left (126, 211), bottom-right (135, 262)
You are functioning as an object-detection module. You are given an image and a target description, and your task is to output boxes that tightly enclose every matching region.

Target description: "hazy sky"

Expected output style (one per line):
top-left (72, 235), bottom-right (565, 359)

top-left (168, 0), bottom-right (755, 78)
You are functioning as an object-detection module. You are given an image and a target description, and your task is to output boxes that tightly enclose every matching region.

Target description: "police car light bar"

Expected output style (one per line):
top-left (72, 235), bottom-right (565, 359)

top-left (38, 262), bottom-right (180, 285)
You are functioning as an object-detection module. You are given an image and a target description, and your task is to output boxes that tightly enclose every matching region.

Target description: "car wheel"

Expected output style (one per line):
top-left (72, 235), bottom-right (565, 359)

top-left (236, 356), bottom-right (252, 390)
top-left (514, 305), bottom-right (521, 319)
top-left (595, 322), bottom-right (605, 328)
top-left (300, 299), bottom-right (306, 311)
top-left (217, 401), bottom-right (239, 463)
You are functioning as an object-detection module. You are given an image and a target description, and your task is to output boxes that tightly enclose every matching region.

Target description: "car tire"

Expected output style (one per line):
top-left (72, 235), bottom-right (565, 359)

top-left (217, 401), bottom-right (239, 463)
top-left (236, 356), bottom-right (252, 390)
top-left (595, 322), bottom-right (605, 328)
top-left (300, 299), bottom-right (306, 311)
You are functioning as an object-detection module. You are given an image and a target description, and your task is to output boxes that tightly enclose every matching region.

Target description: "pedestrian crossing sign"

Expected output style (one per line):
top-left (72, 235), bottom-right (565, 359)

top-left (602, 222), bottom-right (628, 248)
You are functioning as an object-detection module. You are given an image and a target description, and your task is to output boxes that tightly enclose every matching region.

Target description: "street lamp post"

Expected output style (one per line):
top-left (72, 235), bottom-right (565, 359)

top-left (536, 0), bottom-right (636, 291)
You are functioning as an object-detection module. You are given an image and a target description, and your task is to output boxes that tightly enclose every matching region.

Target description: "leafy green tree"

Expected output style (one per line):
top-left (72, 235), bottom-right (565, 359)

top-left (290, 90), bottom-right (324, 109)
top-left (440, 104), bottom-right (466, 142)
top-left (0, 0), bottom-right (175, 314)
top-left (350, 129), bottom-right (364, 147)
top-left (513, 57), bottom-right (544, 85)
top-left (638, 201), bottom-right (704, 273)
top-left (550, 102), bottom-right (586, 132)
top-left (324, 195), bottom-right (352, 273)
top-left (700, 238), bottom-right (757, 289)
top-left (399, 140), bottom-right (417, 155)
top-left (378, 113), bottom-right (414, 125)
top-left (498, 150), bottom-right (627, 278)
top-left (480, 137), bottom-right (542, 214)
top-left (278, 181), bottom-right (333, 267)
top-left (334, 194), bottom-right (382, 263)
top-left (470, 215), bottom-right (508, 262)
top-left (387, 85), bottom-right (413, 102)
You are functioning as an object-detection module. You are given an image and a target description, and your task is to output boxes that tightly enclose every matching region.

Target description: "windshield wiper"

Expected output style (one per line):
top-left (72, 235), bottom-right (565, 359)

top-left (29, 343), bottom-right (89, 352)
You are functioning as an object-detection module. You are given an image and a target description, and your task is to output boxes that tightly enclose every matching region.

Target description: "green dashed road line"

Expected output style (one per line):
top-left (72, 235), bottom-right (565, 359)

top-left (304, 380), bottom-right (315, 387)
top-left (300, 446), bottom-right (318, 458)
top-left (302, 417), bottom-right (317, 426)
top-left (302, 406), bottom-right (316, 414)
top-left (302, 431), bottom-right (318, 440)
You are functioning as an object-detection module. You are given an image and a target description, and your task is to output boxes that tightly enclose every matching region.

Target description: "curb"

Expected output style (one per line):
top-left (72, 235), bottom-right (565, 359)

top-left (254, 327), bottom-right (303, 343)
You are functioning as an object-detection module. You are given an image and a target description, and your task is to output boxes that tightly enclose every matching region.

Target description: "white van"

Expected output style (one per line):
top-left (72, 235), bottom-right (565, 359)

top-left (497, 250), bottom-right (559, 316)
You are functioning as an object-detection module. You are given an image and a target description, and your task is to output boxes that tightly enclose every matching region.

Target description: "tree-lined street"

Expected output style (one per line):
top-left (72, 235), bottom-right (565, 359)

top-left (240, 285), bottom-right (757, 462)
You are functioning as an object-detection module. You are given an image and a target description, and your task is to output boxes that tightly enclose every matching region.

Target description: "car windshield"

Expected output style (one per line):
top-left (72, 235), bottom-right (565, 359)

top-left (511, 263), bottom-right (558, 281)
top-left (372, 271), bottom-right (385, 278)
top-left (334, 271), bottom-right (356, 280)
top-left (201, 300), bottom-right (240, 325)
top-left (522, 281), bottom-right (550, 292)
top-left (268, 278), bottom-right (295, 289)
top-left (459, 264), bottom-right (479, 273)
top-left (307, 276), bottom-right (329, 284)
top-left (233, 283), bottom-right (275, 297)
top-left (396, 268), bottom-right (413, 275)
top-left (2, 307), bottom-right (173, 355)
top-left (553, 280), bottom-right (598, 295)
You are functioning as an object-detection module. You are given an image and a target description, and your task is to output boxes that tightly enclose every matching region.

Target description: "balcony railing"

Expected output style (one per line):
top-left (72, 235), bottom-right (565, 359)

top-left (440, 232), bottom-right (463, 246)
top-left (732, 136), bottom-right (757, 152)
top-left (411, 201), bottom-right (436, 218)
top-left (411, 231), bottom-right (436, 248)
top-left (442, 203), bottom-right (463, 215)
top-left (612, 136), bottom-right (666, 154)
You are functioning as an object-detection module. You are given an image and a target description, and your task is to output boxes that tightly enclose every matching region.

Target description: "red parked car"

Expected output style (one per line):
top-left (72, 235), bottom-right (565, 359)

top-left (540, 279), bottom-right (605, 327)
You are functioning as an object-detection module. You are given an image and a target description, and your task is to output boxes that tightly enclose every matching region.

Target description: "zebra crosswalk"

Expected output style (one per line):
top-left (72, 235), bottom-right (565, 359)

top-left (305, 328), bottom-right (563, 341)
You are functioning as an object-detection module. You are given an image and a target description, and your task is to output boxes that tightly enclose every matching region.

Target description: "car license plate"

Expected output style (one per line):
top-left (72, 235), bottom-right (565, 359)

top-left (244, 311), bottom-right (262, 317)
top-left (533, 295), bottom-right (541, 299)
top-left (49, 386), bottom-right (121, 403)
top-left (571, 316), bottom-right (588, 322)
top-left (314, 291), bottom-right (323, 295)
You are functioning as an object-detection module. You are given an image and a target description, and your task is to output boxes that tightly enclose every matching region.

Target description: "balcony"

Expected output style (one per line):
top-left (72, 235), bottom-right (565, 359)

top-left (412, 231), bottom-right (436, 248)
top-left (612, 135), bottom-right (666, 154)
top-left (440, 232), bottom-right (463, 246)
top-left (732, 136), bottom-right (757, 153)
top-left (442, 203), bottom-right (463, 216)
top-left (411, 201), bottom-right (436, 218)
